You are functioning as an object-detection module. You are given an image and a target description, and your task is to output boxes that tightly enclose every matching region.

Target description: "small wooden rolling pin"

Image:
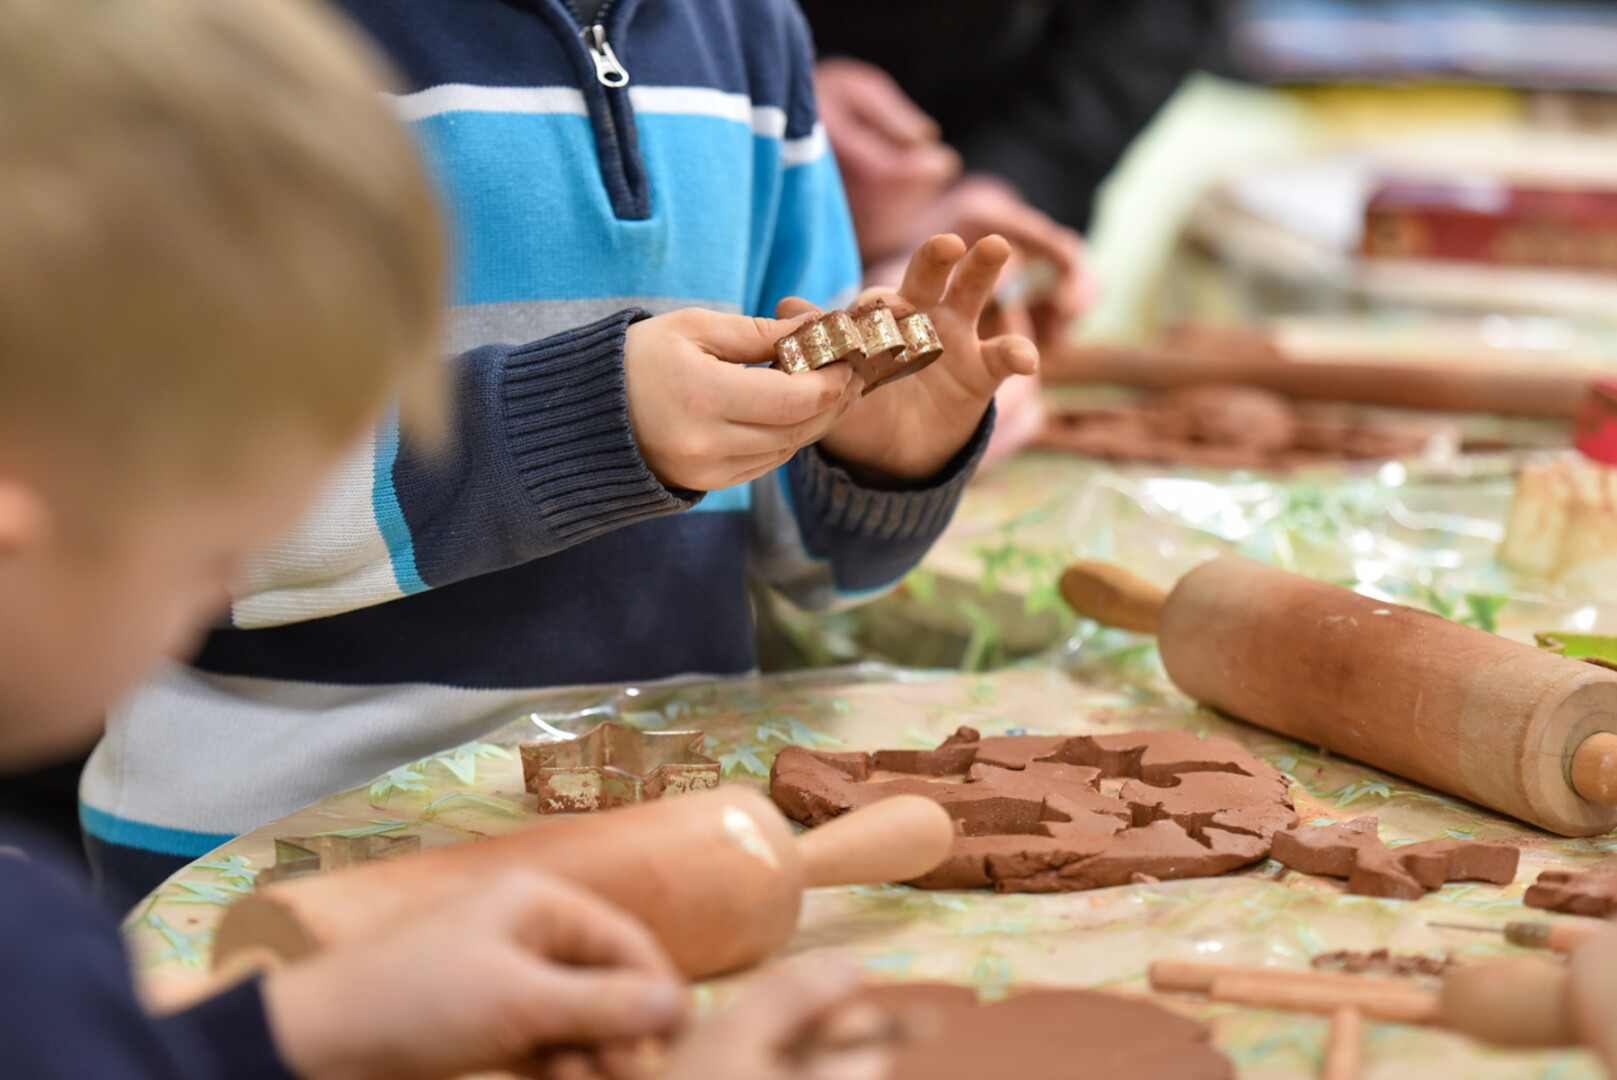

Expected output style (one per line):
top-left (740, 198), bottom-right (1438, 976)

top-left (1153, 949), bottom-right (1617, 1074)
top-left (213, 787), bottom-right (953, 980)
top-left (1060, 557), bottom-right (1617, 836)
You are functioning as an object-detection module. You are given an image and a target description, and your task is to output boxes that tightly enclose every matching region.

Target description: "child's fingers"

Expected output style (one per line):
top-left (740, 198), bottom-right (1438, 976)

top-left (485, 870), bottom-right (678, 979)
top-left (702, 960), bottom-right (867, 1051)
top-left (698, 311), bottom-right (817, 365)
top-left (896, 233), bottom-right (968, 310)
top-left (775, 296), bottom-right (822, 320)
top-left (713, 364), bottom-right (858, 428)
top-left (937, 235), bottom-right (1012, 324)
top-left (518, 965), bottom-right (690, 1046)
top-left (802, 1048), bottom-right (893, 1080)
top-left (980, 334), bottom-right (1040, 382)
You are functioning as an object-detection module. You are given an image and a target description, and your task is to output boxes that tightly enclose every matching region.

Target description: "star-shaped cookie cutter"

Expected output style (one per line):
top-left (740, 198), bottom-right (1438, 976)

top-left (521, 720), bottom-right (720, 814)
top-left (255, 833), bottom-right (421, 886)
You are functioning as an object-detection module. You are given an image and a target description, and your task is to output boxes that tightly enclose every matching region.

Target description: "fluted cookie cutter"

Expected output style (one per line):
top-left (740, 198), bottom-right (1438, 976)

top-left (256, 833), bottom-right (421, 886)
top-left (521, 720), bottom-right (720, 813)
top-left (774, 300), bottom-right (944, 393)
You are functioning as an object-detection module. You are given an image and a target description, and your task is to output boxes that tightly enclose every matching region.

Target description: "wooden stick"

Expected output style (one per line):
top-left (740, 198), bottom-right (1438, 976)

top-left (1323, 1008), bottom-right (1363, 1080)
top-left (1208, 974), bottom-right (1442, 1024)
top-left (1044, 343), bottom-right (1594, 418)
top-left (1149, 958), bottom-right (1412, 995)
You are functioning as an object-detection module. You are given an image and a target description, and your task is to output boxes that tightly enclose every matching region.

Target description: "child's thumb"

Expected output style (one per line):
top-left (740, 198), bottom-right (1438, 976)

top-left (698, 310), bottom-right (817, 366)
top-left (524, 968), bottom-right (688, 1044)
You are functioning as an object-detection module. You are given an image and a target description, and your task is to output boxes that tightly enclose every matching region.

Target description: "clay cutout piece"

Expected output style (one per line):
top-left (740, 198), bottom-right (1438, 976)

top-left (521, 720), bottom-right (719, 813)
top-left (773, 298), bottom-right (943, 394)
top-left (846, 983), bottom-right (1232, 1080)
top-left (1311, 948), bottom-right (1463, 979)
top-left (256, 833), bottom-right (420, 887)
top-left (769, 725), bottom-right (1295, 893)
top-left (1525, 866), bottom-right (1617, 917)
top-left (1270, 818), bottom-right (1519, 900)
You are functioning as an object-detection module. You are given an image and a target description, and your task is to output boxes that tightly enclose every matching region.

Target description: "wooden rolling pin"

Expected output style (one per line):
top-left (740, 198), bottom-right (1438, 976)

top-left (1045, 343), bottom-right (1595, 418)
top-left (1152, 956), bottom-right (1596, 1055)
top-left (214, 787), bottom-right (953, 980)
top-left (1060, 557), bottom-right (1617, 836)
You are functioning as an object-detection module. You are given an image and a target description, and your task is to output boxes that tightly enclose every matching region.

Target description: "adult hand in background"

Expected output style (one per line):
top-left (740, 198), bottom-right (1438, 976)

top-left (814, 58), bottom-right (960, 264)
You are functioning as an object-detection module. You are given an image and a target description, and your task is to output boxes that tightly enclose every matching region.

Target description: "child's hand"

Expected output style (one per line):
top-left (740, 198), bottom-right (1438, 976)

top-left (782, 235), bottom-right (1038, 483)
top-left (263, 869), bottom-right (687, 1080)
top-left (658, 961), bottom-right (888, 1080)
top-left (624, 308), bottom-right (861, 492)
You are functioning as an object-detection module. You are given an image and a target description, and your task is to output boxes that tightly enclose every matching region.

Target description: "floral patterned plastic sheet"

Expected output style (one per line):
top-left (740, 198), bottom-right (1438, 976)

top-left (127, 663), bottom-right (1615, 1079)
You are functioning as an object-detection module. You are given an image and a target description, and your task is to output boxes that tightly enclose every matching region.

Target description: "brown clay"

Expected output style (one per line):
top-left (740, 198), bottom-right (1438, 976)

top-left (1312, 948), bottom-right (1463, 979)
top-left (1270, 818), bottom-right (1519, 900)
top-left (1525, 866), bottom-right (1617, 917)
top-left (1038, 385), bottom-right (1435, 470)
top-left (847, 983), bottom-right (1232, 1080)
top-left (770, 726), bottom-right (1295, 893)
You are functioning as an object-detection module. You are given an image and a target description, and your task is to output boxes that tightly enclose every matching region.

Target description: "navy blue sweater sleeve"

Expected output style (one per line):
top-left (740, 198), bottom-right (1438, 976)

top-left (392, 310), bottom-right (698, 589)
top-left (0, 830), bottom-right (295, 1080)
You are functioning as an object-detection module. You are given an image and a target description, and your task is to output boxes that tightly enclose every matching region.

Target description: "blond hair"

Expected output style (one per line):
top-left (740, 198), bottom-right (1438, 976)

top-left (0, 0), bottom-right (444, 507)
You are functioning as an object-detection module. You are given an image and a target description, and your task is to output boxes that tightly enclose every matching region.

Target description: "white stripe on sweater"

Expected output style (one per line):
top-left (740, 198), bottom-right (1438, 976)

top-left (230, 436), bottom-right (404, 629)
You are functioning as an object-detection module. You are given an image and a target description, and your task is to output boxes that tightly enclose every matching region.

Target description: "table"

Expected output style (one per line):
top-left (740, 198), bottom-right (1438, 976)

top-left (128, 660), bottom-right (1616, 1078)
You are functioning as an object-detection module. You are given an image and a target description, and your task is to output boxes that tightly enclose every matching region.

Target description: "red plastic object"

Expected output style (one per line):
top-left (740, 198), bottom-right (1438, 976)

top-left (1575, 381), bottom-right (1617, 465)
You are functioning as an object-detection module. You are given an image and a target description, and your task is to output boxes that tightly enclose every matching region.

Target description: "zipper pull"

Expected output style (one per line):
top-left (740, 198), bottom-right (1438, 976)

top-left (582, 24), bottom-right (629, 88)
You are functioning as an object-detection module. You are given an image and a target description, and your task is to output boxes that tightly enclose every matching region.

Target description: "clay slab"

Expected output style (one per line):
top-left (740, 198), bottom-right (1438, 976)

top-left (770, 726), bottom-right (1295, 893)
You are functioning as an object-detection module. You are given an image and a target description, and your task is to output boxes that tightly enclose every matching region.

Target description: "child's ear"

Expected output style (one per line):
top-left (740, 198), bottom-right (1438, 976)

top-left (0, 477), bottom-right (49, 557)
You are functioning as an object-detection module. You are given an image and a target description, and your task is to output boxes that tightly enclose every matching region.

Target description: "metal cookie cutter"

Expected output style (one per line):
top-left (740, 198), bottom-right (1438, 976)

top-left (521, 720), bottom-right (720, 813)
top-left (772, 301), bottom-right (943, 393)
top-left (256, 833), bottom-right (421, 886)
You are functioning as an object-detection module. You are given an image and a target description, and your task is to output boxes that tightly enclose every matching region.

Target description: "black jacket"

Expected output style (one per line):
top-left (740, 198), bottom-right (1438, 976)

top-left (800, 0), bottom-right (1216, 230)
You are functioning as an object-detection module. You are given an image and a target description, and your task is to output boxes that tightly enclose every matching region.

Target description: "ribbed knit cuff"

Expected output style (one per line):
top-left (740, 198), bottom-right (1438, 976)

top-left (502, 309), bottom-right (698, 542)
top-left (796, 403), bottom-right (995, 544)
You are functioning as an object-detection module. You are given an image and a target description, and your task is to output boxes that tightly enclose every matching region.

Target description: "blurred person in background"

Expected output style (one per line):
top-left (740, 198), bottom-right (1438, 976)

top-left (804, 0), bottom-right (1216, 462)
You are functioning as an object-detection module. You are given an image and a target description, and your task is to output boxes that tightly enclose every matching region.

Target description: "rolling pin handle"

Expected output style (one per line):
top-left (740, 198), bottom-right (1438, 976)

top-left (1571, 732), bottom-right (1617, 807)
top-left (796, 794), bottom-right (956, 888)
top-left (1058, 561), bottom-right (1168, 635)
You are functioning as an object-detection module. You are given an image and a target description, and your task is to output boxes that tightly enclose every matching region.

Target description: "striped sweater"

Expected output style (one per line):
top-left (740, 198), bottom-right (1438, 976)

top-left (81, 0), bottom-right (988, 872)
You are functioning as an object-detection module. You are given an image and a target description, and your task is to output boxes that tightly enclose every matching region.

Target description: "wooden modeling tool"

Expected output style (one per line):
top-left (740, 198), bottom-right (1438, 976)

top-left (1154, 952), bottom-right (1617, 1070)
top-left (214, 787), bottom-right (954, 980)
top-left (520, 721), bottom-right (719, 813)
top-left (1044, 342), bottom-right (1595, 418)
top-left (1323, 1008), bottom-right (1362, 1080)
top-left (1060, 556), bottom-right (1617, 836)
top-left (1428, 918), bottom-right (1605, 953)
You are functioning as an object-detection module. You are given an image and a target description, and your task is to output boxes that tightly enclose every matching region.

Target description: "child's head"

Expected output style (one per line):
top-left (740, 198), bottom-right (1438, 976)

top-left (0, 0), bottom-right (445, 764)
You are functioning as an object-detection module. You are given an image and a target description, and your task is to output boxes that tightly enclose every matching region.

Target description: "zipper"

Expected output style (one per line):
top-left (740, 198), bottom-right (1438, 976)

top-left (581, 24), bottom-right (629, 88)
top-left (553, 0), bottom-right (649, 220)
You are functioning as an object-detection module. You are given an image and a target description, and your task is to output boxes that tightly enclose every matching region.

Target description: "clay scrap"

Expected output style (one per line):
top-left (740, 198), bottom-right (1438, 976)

top-left (838, 983), bottom-right (1231, 1080)
top-left (769, 726), bottom-right (1294, 893)
top-left (773, 298), bottom-right (943, 392)
top-left (520, 720), bottom-right (719, 814)
top-left (1525, 866), bottom-right (1617, 917)
top-left (1038, 385), bottom-right (1438, 470)
top-left (1270, 818), bottom-right (1519, 900)
top-left (1311, 948), bottom-right (1463, 979)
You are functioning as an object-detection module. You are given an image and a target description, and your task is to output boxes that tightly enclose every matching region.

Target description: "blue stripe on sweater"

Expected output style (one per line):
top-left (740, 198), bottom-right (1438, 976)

top-left (79, 804), bottom-right (235, 859)
top-left (416, 110), bottom-right (854, 311)
top-left (374, 413), bottom-right (429, 595)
